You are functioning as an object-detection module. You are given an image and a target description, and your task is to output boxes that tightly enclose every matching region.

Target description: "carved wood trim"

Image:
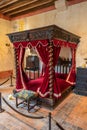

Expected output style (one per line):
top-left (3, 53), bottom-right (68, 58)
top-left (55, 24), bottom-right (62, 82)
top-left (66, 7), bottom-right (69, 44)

top-left (7, 25), bottom-right (80, 44)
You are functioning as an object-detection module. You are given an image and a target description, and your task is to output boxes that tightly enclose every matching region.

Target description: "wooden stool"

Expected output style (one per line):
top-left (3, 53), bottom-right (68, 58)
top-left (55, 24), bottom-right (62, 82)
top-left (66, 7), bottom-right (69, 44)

top-left (14, 90), bottom-right (38, 112)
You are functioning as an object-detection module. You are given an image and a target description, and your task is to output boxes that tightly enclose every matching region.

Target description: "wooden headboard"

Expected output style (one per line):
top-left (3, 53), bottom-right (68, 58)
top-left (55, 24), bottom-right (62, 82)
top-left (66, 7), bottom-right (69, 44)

top-left (55, 57), bottom-right (72, 74)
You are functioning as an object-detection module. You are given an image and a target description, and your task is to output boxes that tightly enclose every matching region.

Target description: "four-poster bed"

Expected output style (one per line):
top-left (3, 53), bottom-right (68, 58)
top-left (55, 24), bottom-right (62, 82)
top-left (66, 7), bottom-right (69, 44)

top-left (7, 25), bottom-right (80, 106)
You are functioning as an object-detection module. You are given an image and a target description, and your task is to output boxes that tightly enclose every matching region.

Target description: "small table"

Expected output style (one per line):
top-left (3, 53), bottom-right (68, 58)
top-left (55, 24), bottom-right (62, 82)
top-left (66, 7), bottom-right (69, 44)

top-left (14, 90), bottom-right (38, 112)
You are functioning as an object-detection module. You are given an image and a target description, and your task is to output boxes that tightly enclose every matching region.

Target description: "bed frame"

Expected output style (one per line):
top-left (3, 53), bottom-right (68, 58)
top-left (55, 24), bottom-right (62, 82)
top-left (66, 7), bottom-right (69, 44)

top-left (7, 25), bottom-right (80, 107)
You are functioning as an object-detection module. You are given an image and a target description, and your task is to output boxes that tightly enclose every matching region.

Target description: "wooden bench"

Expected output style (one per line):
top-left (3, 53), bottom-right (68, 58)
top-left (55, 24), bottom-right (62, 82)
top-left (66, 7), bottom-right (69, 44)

top-left (0, 70), bottom-right (13, 79)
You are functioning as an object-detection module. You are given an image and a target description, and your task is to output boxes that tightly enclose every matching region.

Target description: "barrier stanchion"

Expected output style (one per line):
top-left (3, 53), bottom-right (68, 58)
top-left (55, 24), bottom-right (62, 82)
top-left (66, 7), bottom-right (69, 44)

top-left (2, 96), bottom-right (65, 129)
top-left (0, 92), bottom-right (4, 113)
top-left (49, 112), bottom-right (65, 130)
top-left (0, 78), bottom-right (10, 86)
top-left (49, 112), bottom-right (51, 130)
top-left (10, 75), bottom-right (14, 87)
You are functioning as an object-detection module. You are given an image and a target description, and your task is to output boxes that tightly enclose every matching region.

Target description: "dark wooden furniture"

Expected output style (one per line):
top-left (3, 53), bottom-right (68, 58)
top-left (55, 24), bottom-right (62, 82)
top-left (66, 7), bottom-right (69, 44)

top-left (55, 57), bottom-right (72, 74)
top-left (0, 70), bottom-right (13, 79)
top-left (25, 56), bottom-right (72, 79)
top-left (26, 55), bottom-right (39, 69)
top-left (25, 55), bottom-right (39, 79)
top-left (74, 67), bottom-right (87, 96)
top-left (7, 25), bottom-right (80, 43)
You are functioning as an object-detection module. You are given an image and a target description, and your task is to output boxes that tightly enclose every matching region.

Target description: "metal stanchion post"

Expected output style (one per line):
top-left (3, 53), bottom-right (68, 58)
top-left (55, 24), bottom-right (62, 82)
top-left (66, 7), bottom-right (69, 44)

top-left (48, 112), bottom-right (65, 130)
top-left (49, 112), bottom-right (51, 130)
top-left (10, 75), bottom-right (13, 87)
top-left (0, 92), bottom-right (4, 113)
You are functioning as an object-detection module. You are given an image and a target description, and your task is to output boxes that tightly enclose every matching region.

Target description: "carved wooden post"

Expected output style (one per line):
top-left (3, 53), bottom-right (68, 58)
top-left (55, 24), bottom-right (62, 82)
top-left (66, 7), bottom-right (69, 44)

top-left (14, 48), bottom-right (18, 79)
top-left (48, 40), bottom-right (54, 100)
top-left (14, 48), bottom-right (19, 89)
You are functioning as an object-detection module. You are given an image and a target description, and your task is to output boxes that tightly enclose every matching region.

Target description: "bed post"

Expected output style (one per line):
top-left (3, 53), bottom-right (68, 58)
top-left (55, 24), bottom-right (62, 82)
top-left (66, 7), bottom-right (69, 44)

top-left (48, 39), bottom-right (54, 106)
top-left (13, 48), bottom-right (19, 90)
top-left (14, 48), bottom-right (17, 76)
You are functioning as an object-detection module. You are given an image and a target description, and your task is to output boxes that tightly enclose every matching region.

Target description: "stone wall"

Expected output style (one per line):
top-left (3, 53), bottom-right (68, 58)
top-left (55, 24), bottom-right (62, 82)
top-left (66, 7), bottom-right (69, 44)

top-left (0, 19), bottom-right (14, 72)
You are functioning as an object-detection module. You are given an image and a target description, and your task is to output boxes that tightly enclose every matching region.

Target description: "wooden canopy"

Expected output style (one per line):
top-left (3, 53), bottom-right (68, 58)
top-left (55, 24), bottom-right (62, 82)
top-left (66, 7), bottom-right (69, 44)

top-left (7, 25), bottom-right (80, 44)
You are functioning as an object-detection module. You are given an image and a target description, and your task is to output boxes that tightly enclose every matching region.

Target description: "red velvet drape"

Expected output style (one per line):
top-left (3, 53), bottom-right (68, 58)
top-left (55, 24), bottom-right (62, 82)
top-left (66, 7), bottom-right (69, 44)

top-left (13, 39), bottom-right (77, 98)
top-left (37, 44), bottom-right (61, 98)
top-left (66, 48), bottom-right (76, 85)
top-left (53, 46), bottom-right (61, 98)
top-left (36, 44), bottom-right (50, 97)
top-left (16, 46), bottom-right (29, 90)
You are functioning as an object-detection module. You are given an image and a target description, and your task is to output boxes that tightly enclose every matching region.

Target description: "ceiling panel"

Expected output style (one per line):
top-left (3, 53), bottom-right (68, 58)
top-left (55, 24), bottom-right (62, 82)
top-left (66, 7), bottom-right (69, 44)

top-left (0, 0), bottom-right (86, 19)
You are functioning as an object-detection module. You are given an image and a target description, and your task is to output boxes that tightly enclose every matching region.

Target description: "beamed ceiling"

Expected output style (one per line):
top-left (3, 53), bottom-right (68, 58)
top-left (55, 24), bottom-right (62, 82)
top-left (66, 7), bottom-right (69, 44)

top-left (0, 0), bottom-right (87, 20)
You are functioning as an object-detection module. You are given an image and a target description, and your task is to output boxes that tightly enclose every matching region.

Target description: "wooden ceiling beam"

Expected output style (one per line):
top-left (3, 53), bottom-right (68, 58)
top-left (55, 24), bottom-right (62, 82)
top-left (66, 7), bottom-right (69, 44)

top-left (0, 0), bottom-right (38, 11)
top-left (0, 0), bottom-right (19, 7)
top-left (0, 12), bottom-right (10, 20)
top-left (10, 3), bottom-right (55, 18)
top-left (4, 0), bottom-right (54, 16)
top-left (11, 5), bottom-right (55, 20)
top-left (67, 0), bottom-right (87, 5)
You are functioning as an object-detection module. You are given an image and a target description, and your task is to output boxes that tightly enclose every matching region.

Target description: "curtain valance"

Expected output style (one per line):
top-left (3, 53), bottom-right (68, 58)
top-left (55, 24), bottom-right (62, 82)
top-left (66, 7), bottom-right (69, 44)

top-left (13, 39), bottom-right (77, 49)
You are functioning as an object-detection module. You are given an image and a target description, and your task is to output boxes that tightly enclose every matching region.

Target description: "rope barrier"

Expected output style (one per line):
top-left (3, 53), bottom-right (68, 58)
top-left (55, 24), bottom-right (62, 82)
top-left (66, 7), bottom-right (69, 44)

top-left (2, 97), bottom-right (44, 119)
top-left (12, 76), bottom-right (16, 79)
top-left (0, 78), bottom-right (10, 86)
top-left (0, 76), bottom-right (16, 87)
top-left (52, 117), bottom-right (65, 130)
top-left (1, 95), bottom-right (65, 129)
top-left (0, 74), bottom-right (65, 129)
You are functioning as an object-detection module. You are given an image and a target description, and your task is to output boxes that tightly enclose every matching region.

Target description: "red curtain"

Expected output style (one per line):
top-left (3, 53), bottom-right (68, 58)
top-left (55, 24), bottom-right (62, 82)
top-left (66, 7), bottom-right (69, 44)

top-left (53, 39), bottom-right (77, 48)
top-left (66, 48), bottom-right (76, 85)
top-left (16, 46), bottom-right (29, 90)
top-left (13, 39), bottom-right (77, 98)
top-left (13, 39), bottom-right (77, 49)
top-left (37, 43), bottom-right (61, 98)
top-left (53, 46), bottom-right (61, 98)
top-left (36, 44), bottom-right (50, 97)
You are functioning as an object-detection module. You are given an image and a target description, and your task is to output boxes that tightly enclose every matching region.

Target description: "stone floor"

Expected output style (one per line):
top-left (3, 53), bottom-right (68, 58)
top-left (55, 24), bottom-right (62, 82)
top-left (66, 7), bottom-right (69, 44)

top-left (0, 79), bottom-right (87, 130)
